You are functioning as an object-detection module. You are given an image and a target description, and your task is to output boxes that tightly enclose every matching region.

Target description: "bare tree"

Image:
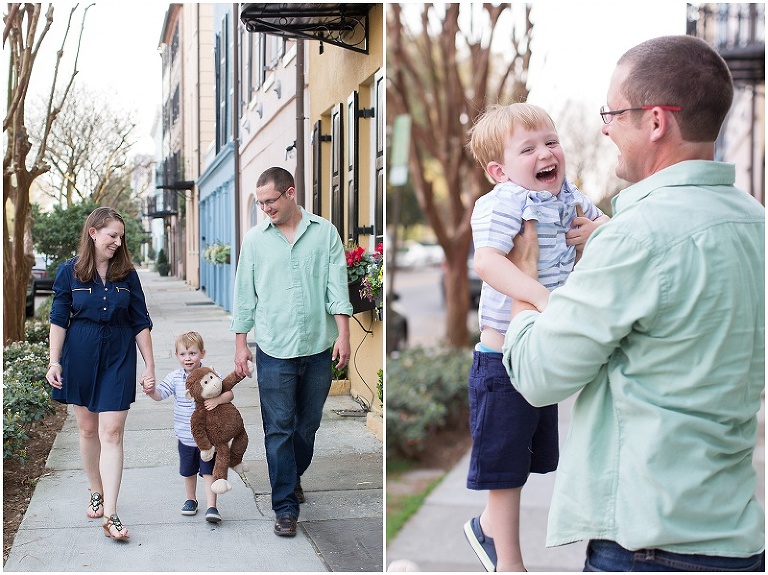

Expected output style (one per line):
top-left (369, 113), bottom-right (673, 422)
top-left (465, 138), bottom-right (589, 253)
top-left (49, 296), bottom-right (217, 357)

top-left (3, 3), bottom-right (90, 343)
top-left (31, 86), bottom-right (139, 208)
top-left (387, 3), bottom-right (533, 348)
top-left (555, 99), bottom-right (625, 208)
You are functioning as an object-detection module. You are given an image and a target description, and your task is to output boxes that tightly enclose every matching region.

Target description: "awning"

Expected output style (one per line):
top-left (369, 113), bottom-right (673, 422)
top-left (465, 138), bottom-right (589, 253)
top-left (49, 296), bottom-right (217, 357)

top-left (240, 4), bottom-right (374, 54)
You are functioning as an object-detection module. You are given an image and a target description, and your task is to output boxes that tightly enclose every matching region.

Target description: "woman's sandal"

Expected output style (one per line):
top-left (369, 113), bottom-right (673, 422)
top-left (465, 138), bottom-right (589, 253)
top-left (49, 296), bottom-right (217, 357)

top-left (102, 514), bottom-right (130, 540)
top-left (87, 491), bottom-right (104, 519)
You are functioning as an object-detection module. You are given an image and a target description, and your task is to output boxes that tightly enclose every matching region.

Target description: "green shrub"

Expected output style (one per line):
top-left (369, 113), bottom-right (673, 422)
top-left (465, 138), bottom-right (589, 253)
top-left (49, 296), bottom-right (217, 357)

top-left (25, 318), bottom-right (51, 344)
top-left (385, 346), bottom-right (471, 459)
top-left (3, 411), bottom-right (29, 461)
top-left (3, 338), bottom-right (54, 462)
top-left (156, 248), bottom-right (170, 276)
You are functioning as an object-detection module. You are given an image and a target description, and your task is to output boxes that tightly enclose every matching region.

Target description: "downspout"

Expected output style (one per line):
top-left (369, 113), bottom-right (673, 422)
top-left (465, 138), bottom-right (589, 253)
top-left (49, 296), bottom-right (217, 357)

top-left (232, 4), bottom-right (241, 260)
top-left (195, 5), bottom-right (201, 288)
top-left (295, 39), bottom-right (305, 206)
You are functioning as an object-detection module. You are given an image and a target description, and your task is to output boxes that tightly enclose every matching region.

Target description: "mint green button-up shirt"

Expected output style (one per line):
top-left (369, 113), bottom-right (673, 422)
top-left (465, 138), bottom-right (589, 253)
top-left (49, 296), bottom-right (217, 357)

top-left (503, 161), bottom-right (765, 556)
top-left (231, 207), bottom-right (353, 359)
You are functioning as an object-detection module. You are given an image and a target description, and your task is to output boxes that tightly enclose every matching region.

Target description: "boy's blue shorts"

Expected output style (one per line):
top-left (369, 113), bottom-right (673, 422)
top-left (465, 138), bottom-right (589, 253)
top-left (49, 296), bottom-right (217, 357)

top-left (178, 441), bottom-right (216, 477)
top-left (466, 349), bottom-right (559, 490)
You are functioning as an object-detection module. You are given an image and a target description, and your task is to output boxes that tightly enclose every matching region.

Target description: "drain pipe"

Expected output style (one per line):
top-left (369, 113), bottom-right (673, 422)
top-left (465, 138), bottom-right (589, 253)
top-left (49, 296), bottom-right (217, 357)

top-left (232, 3), bottom-right (241, 260)
top-left (295, 39), bottom-right (305, 206)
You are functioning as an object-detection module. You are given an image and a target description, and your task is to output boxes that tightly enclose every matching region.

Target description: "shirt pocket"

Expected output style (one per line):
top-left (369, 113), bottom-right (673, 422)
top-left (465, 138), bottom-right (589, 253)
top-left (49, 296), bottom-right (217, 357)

top-left (71, 287), bottom-right (92, 312)
top-left (302, 249), bottom-right (328, 278)
top-left (113, 285), bottom-right (131, 310)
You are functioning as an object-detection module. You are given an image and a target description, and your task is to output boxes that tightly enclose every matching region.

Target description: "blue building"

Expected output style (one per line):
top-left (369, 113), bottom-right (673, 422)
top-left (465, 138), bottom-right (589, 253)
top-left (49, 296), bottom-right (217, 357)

top-left (198, 4), bottom-right (237, 310)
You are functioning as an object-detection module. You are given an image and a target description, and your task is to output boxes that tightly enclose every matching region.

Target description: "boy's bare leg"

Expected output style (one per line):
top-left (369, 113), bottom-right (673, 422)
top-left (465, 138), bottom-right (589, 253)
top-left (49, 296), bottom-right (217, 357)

top-left (184, 474), bottom-right (197, 502)
top-left (480, 488), bottom-right (526, 572)
top-left (203, 473), bottom-right (218, 509)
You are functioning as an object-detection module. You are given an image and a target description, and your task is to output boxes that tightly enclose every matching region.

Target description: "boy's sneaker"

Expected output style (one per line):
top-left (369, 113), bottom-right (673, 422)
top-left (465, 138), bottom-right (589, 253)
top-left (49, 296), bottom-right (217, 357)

top-left (205, 507), bottom-right (222, 523)
top-left (181, 499), bottom-right (198, 515)
top-left (463, 516), bottom-right (497, 572)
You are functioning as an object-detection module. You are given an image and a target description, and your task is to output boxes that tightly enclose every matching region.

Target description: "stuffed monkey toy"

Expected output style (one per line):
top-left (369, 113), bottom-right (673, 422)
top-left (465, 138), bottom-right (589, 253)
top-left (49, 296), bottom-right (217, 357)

top-left (185, 364), bottom-right (251, 494)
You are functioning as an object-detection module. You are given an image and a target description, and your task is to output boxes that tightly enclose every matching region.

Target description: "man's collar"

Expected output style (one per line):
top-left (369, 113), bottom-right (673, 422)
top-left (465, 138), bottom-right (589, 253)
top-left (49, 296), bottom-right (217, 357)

top-left (612, 160), bottom-right (735, 214)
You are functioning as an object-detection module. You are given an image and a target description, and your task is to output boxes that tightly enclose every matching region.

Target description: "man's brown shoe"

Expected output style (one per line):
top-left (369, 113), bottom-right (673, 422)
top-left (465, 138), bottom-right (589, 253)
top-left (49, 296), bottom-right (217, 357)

top-left (294, 482), bottom-right (306, 504)
top-left (274, 513), bottom-right (297, 537)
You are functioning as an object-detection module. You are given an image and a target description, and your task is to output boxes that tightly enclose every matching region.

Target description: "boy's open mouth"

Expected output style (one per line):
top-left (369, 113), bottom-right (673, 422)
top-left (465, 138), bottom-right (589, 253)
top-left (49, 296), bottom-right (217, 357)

top-left (536, 165), bottom-right (558, 184)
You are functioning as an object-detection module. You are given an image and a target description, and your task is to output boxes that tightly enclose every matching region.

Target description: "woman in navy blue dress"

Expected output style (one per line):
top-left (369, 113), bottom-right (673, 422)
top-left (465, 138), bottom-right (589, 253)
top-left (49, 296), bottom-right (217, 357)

top-left (46, 207), bottom-right (156, 540)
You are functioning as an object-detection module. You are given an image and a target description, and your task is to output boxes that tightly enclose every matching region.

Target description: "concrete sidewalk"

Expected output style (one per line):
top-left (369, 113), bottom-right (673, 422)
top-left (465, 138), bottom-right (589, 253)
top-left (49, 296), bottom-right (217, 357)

top-left (387, 393), bottom-right (766, 572)
top-left (5, 269), bottom-right (383, 572)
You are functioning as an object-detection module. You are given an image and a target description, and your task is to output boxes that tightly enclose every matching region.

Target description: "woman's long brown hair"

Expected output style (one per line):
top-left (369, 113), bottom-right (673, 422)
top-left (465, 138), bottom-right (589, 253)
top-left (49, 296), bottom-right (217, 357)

top-left (73, 207), bottom-right (135, 283)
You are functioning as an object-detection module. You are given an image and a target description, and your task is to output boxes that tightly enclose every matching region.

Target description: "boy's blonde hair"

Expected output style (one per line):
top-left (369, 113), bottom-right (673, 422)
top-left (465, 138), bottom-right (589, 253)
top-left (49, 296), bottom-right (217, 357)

top-left (175, 331), bottom-right (205, 352)
top-left (467, 103), bottom-right (557, 175)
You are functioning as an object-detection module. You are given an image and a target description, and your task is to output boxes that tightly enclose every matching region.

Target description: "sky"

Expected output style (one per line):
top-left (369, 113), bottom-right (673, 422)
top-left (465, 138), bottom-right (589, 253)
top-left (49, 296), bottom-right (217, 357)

top-left (23, 2), bottom-right (170, 155)
top-left (526, 1), bottom-right (688, 114)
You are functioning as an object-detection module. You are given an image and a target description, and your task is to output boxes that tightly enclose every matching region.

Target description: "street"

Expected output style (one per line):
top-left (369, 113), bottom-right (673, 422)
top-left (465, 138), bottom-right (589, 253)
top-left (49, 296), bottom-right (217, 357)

top-left (389, 267), bottom-right (477, 349)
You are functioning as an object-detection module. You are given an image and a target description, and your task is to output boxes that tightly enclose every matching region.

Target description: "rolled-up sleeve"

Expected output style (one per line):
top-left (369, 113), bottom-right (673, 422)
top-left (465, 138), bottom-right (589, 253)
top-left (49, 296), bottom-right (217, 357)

top-left (128, 270), bottom-right (153, 335)
top-left (326, 232), bottom-right (353, 316)
top-left (50, 263), bottom-right (74, 329)
top-left (231, 239), bottom-right (258, 334)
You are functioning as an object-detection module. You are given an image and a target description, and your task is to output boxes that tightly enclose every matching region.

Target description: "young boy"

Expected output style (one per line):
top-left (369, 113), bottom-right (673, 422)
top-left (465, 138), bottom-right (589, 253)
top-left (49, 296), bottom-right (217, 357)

top-left (464, 103), bottom-right (609, 572)
top-left (142, 331), bottom-right (234, 523)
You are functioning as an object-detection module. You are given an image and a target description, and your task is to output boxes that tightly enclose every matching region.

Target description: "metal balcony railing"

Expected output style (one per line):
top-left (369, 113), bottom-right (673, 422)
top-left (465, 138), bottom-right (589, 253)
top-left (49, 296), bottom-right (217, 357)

top-left (687, 3), bottom-right (765, 83)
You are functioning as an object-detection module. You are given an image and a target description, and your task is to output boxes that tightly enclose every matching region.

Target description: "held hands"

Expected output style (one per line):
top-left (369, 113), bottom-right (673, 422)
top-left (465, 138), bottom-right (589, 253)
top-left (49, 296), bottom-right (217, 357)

top-left (141, 375), bottom-right (156, 394)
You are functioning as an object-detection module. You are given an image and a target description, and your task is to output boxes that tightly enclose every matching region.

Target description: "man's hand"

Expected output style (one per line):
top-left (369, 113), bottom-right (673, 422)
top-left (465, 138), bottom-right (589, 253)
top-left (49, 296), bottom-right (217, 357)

top-left (332, 336), bottom-right (351, 371)
top-left (509, 220), bottom-right (543, 316)
top-left (234, 333), bottom-right (254, 378)
top-left (508, 219), bottom-right (539, 280)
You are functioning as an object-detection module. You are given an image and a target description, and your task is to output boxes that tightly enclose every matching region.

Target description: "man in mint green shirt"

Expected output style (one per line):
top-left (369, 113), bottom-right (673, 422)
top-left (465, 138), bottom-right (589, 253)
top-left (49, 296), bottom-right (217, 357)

top-left (504, 36), bottom-right (764, 571)
top-left (231, 166), bottom-right (352, 538)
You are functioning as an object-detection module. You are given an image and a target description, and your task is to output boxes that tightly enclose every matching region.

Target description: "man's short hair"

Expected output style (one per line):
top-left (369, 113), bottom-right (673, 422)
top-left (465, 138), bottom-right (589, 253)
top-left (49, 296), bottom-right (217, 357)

top-left (617, 35), bottom-right (733, 142)
top-left (467, 103), bottom-right (557, 175)
top-left (176, 331), bottom-right (205, 352)
top-left (257, 166), bottom-right (295, 193)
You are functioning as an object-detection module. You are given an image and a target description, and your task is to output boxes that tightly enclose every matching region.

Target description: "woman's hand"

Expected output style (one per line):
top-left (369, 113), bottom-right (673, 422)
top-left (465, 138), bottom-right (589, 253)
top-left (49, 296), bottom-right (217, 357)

top-left (46, 364), bottom-right (63, 389)
top-left (141, 375), bottom-right (156, 394)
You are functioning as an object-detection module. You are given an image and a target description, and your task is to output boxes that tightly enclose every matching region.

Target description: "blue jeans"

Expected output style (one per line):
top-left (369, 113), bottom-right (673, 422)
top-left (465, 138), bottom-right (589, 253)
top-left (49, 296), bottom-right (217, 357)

top-left (256, 347), bottom-right (332, 517)
top-left (585, 540), bottom-right (766, 572)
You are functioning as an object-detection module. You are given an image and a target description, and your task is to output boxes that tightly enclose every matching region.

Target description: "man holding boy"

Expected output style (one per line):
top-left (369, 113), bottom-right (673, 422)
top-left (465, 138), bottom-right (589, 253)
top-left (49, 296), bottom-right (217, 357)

top-left (505, 35), bottom-right (765, 571)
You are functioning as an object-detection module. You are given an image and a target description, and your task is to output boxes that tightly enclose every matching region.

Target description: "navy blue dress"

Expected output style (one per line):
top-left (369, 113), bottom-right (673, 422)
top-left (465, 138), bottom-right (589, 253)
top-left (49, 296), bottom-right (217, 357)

top-left (50, 258), bottom-right (153, 412)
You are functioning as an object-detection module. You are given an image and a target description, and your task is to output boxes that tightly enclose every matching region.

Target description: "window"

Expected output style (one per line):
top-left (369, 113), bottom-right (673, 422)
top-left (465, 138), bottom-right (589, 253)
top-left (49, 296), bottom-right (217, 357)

top-left (215, 13), bottom-right (229, 153)
top-left (374, 70), bottom-right (384, 244)
top-left (331, 103), bottom-right (344, 239)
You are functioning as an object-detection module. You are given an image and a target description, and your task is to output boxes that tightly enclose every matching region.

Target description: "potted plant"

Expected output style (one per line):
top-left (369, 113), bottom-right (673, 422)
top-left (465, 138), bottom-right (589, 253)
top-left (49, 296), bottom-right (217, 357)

top-left (156, 248), bottom-right (170, 276)
top-left (203, 241), bottom-right (231, 265)
top-left (345, 243), bottom-right (377, 315)
top-left (359, 242), bottom-right (384, 316)
top-left (329, 344), bottom-right (350, 396)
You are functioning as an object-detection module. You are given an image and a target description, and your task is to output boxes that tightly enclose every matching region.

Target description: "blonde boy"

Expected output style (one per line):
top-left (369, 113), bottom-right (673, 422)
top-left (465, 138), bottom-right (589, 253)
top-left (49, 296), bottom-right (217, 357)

top-left (463, 103), bottom-right (608, 571)
top-left (143, 331), bottom-right (233, 523)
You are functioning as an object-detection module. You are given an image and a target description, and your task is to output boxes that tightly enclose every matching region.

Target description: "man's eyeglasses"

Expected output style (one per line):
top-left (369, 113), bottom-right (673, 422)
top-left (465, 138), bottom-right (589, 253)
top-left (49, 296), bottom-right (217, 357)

top-left (256, 188), bottom-right (289, 209)
top-left (600, 105), bottom-right (681, 124)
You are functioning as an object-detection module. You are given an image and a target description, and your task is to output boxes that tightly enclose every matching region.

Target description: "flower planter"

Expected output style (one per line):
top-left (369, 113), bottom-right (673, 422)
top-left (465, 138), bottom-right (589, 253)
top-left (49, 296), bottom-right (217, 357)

top-left (348, 278), bottom-right (376, 315)
top-left (329, 378), bottom-right (351, 396)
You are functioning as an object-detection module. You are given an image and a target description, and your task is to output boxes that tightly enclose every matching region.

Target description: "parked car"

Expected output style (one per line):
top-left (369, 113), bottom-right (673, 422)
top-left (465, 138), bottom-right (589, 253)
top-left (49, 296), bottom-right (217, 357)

top-left (396, 241), bottom-right (444, 269)
top-left (386, 295), bottom-right (408, 355)
top-left (26, 272), bottom-right (35, 317)
top-left (32, 254), bottom-right (54, 295)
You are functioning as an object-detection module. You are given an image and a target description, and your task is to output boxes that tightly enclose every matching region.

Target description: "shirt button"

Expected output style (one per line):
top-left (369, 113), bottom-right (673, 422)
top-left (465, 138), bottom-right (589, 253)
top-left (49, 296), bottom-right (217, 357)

top-left (103, 307), bottom-right (107, 311)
